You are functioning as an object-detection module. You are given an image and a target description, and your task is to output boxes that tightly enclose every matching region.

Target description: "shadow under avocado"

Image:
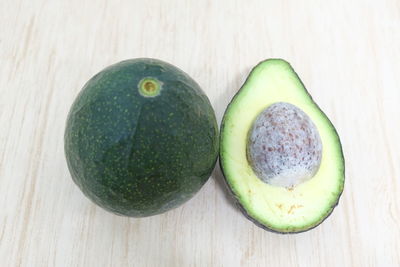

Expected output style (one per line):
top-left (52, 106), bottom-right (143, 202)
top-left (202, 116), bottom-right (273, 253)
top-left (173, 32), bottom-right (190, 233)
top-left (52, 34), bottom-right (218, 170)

top-left (209, 67), bottom-right (251, 213)
top-left (211, 160), bottom-right (238, 211)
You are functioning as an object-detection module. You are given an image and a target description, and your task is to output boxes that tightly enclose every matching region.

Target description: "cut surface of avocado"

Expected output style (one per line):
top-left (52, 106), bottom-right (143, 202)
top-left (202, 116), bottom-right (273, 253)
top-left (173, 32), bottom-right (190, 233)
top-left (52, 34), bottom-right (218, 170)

top-left (220, 59), bottom-right (344, 233)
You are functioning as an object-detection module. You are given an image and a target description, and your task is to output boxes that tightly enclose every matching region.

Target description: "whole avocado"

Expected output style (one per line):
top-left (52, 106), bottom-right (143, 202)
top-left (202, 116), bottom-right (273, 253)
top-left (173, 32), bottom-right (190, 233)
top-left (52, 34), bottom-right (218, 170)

top-left (65, 58), bottom-right (219, 217)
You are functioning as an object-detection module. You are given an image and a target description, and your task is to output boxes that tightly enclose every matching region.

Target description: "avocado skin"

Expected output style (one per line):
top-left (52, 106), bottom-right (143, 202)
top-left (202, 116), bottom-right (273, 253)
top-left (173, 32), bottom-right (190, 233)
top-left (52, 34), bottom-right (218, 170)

top-left (219, 59), bottom-right (345, 233)
top-left (65, 58), bottom-right (219, 217)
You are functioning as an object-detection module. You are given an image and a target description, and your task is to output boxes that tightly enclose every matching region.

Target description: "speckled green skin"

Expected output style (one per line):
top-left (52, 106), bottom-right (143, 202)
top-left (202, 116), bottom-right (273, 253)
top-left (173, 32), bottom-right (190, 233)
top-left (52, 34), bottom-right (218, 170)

top-left (64, 58), bottom-right (219, 217)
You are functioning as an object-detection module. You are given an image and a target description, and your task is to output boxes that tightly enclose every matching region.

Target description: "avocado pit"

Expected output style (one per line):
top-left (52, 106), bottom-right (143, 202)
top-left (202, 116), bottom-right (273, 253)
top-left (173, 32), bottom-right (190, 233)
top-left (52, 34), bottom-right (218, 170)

top-left (247, 102), bottom-right (322, 188)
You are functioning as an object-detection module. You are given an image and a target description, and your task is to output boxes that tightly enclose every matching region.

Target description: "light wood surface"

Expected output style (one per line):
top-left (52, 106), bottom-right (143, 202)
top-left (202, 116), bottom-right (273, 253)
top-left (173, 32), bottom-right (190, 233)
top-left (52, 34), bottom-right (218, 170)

top-left (1, 0), bottom-right (400, 266)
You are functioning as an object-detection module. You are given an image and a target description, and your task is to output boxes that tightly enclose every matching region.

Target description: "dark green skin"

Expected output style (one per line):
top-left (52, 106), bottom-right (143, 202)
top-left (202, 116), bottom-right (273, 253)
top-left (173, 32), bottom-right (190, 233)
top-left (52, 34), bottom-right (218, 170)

top-left (65, 58), bottom-right (219, 217)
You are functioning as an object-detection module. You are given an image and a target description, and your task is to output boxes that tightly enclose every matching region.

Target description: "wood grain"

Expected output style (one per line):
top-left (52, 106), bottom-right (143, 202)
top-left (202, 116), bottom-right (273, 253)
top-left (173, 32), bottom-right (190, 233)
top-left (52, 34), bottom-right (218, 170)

top-left (1, 0), bottom-right (400, 266)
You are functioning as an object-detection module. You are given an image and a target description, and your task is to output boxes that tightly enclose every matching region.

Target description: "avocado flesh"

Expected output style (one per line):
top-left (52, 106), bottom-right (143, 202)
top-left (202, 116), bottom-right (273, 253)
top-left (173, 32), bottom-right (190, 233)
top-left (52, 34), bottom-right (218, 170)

top-left (220, 59), bottom-right (344, 233)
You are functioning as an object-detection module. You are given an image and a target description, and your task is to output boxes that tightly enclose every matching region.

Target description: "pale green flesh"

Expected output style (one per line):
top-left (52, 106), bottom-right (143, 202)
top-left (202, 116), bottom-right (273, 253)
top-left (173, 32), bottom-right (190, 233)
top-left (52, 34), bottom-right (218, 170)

top-left (220, 59), bottom-right (344, 233)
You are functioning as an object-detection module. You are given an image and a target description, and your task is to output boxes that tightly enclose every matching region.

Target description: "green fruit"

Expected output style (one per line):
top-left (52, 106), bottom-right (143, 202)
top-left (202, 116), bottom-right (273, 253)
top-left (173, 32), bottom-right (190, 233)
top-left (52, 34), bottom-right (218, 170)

top-left (220, 59), bottom-right (344, 233)
top-left (65, 58), bottom-right (219, 217)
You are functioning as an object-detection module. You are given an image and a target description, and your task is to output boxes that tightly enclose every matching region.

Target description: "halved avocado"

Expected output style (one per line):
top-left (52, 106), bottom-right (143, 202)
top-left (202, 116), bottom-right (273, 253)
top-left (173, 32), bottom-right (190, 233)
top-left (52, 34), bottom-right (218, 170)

top-left (220, 59), bottom-right (344, 233)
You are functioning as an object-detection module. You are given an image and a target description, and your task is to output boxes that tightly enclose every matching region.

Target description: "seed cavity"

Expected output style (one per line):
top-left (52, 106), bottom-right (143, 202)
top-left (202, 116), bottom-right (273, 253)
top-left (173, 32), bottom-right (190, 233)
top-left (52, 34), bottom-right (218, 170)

top-left (247, 102), bottom-right (322, 188)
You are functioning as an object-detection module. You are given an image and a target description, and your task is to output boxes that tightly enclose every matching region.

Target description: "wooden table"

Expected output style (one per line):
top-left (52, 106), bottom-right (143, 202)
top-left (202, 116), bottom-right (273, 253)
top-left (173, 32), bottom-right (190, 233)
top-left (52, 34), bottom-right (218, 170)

top-left (1, 0), bottom-right (400, 266)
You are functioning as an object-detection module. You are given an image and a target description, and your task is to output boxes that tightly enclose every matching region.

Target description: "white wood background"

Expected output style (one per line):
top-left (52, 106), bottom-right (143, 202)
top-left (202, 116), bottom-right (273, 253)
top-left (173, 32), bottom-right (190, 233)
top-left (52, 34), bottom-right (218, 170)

top-left (1, 0), bottom-right (400, 266)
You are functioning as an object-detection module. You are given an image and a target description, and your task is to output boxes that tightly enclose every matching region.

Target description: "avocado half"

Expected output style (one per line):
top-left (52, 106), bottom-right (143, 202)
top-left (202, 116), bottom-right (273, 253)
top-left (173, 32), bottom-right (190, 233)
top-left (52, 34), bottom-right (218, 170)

top-left (220, 59), bottom-right (344, 233)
